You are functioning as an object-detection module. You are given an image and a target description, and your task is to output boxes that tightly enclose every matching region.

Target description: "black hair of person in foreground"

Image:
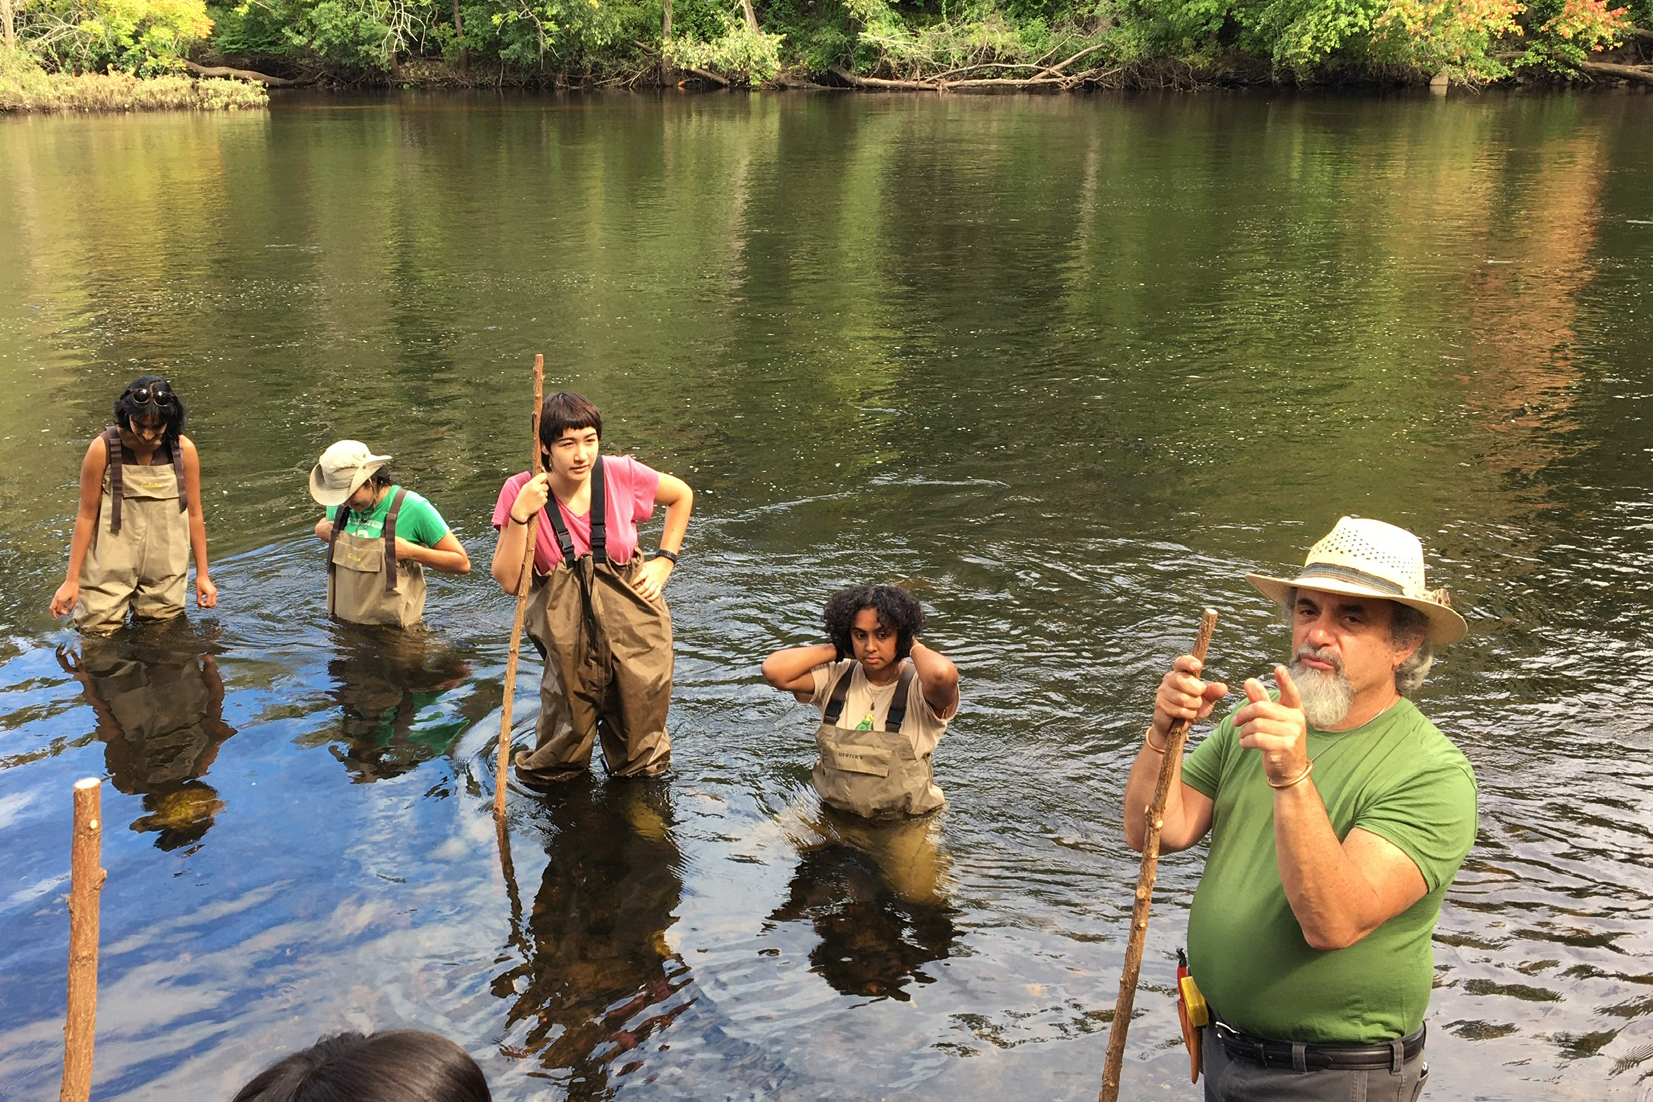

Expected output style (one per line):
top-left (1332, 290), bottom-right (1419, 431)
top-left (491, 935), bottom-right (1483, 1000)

top-left (230, 1030), bottom-right (490, 1102)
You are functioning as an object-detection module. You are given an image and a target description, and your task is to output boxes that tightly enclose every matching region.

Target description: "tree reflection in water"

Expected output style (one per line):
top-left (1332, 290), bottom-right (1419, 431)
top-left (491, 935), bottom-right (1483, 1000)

top-left (320, 623), bottom-right (471, 783)
top-left (494, 777), bottom-right (694, 1097)
top-left (55, 619), bottom-right (237, 852)
top-left (766, 806), bottom-right (959, 1001)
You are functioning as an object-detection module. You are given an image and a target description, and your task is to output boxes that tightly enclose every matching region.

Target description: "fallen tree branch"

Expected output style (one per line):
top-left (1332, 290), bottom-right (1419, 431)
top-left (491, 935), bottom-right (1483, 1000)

top-left (830, 66), bottom-right (939, 90)
top-left (183, 60), bottom-right (300, 86)
top-left (939, 75), bottom-right (1068, 91)
top-left (1580, 60), bottom-right (1653, 84)
top-left (1046, 42), bottom-right (1109, 75)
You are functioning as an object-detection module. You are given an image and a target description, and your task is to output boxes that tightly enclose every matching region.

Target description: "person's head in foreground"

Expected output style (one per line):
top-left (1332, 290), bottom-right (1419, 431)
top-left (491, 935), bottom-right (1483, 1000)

top-left (230, 1029), bottom-right (490, 1102)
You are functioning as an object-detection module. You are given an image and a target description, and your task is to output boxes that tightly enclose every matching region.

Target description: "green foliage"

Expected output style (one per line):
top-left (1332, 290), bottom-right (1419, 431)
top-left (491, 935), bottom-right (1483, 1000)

top-left (1, 45), bottom-right (267, 108)
top-left (207, 0), bottom-right (292, 54)
top-left (284, 0), bottom-right (401, 68)
top-left (18, 0), bottom-right (216, 73)
top-left (50, 0), bottom-right (1640, 88)
top-left (1513, 0), bottom-right (1632, 74)
top-left (664, 7), bottom-right (784, 82)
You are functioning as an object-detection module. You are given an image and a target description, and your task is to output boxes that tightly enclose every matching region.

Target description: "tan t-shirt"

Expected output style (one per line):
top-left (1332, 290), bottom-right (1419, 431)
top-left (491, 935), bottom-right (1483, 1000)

top-left (808, 659), bottom-right (951, 758)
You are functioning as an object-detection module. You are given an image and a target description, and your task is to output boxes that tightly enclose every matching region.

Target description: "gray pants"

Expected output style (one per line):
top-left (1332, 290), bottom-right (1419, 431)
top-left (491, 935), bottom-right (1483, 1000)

top-left (1201, 1024), bottom-right (1429, 1102)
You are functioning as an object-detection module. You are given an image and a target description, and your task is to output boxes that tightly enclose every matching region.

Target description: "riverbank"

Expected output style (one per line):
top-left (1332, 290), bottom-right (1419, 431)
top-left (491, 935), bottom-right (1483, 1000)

top-left (185, 37), bottom-right (1653, 97)
top-left (0, 62), bottom-right (268, 114)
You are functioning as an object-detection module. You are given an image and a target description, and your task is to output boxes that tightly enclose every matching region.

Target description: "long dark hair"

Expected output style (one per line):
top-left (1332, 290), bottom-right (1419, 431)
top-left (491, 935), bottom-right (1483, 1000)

top-left (230, 1030), bottom-right (491, 1102)
top-left (114, 375), bottom-right (187, 443)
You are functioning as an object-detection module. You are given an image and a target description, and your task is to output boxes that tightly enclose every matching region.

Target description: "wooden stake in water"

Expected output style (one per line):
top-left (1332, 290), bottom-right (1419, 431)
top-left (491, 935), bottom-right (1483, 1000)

top-left (61, 777), bottom-right (105, 1102)
top-left (494, 353), bottom-right (545, 822)
top-left (1099, 607), bottom-right (1219, 1102)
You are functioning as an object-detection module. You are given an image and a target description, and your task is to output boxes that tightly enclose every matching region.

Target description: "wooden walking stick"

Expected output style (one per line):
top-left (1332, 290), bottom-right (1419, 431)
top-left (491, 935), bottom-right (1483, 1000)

top-left (61, 777), bottom-right (105, 1102)
top-left (494, 353), bottom-right (545, 822)
top-left (1099, 607), bottom-right (1219, 1102)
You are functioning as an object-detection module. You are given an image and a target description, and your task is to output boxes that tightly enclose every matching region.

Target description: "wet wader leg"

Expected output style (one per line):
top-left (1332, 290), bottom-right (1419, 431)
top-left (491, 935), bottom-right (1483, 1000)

top-left (125, 439), bottom-right (189, 624)
top-left (130, 566), bottom-right (187, 622)
top-left (74, 513), bottom-right (134, 634)
top-left (590, 558), bottom-right (673, 778)
top-left (513, 573), bottom-right (598, 785)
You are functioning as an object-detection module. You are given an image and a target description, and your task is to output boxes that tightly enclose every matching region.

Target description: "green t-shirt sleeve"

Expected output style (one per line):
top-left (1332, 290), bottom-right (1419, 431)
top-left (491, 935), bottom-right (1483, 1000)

top-left (397, 490), bottom-right (452, 548)
top-left (1181, 714), bottom-right (1235, 799)
top-left (1354, 756), bottom-right (1478, 893)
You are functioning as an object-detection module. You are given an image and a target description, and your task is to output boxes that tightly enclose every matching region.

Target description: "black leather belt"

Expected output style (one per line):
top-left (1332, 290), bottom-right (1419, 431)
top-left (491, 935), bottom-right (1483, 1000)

top-left (1215, 1021), bottom-right (1426, 1071)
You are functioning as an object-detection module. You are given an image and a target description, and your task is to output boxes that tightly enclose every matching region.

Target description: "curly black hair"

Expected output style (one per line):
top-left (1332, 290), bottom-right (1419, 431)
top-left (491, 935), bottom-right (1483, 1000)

top-left (114, 375), bottom-right (187, 443)
top-left (823, 584), bottom-right (926, 661)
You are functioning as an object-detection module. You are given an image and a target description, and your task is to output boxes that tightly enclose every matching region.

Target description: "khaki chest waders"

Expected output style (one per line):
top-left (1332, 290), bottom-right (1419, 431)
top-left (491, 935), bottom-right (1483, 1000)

top-left (74, 428), bottom-right (190, 634)
top-left (515, 456), bottom-right (674, 785)
top-left (813, 662), bottom-right (945, 819)
top-left (326, 488), bottom-right (428, 629)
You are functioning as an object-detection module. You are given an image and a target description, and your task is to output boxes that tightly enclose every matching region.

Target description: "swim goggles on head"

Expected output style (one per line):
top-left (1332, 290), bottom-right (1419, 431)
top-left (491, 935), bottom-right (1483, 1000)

top-left (125, 383), bottom-right (175, 407)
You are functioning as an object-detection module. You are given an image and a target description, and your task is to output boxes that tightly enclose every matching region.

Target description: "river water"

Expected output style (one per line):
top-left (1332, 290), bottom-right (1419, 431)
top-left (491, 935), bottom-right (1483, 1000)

top-left (1, 90), bottom-right (1649, 1101)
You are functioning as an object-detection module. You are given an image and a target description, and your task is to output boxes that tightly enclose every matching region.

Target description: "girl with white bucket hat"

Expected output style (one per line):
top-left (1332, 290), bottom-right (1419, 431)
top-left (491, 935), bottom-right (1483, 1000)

top-left (309, 440), bottom-right (470, 629)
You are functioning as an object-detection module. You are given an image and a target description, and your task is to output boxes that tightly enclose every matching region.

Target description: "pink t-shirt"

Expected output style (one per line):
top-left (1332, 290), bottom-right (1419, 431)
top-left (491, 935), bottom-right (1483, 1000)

top-left (492, 455), bottom-right (661, 573)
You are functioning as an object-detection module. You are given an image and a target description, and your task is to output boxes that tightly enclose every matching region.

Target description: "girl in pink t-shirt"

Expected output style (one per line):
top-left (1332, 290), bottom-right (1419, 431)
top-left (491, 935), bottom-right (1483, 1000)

top-left (490, 391), bottom-right (693, 786)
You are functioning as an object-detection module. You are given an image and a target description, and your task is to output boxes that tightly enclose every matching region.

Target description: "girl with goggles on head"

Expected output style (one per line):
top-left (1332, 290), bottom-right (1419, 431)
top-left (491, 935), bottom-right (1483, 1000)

top-left (50, 375), bottom-right (218, 633)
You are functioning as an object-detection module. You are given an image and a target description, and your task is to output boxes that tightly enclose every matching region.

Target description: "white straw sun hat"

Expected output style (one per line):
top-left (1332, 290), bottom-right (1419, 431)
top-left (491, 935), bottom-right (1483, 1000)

top-left (308, 440), bottom-right (392, 508)
top-left (1245, 516), bottom-right (1468, 646)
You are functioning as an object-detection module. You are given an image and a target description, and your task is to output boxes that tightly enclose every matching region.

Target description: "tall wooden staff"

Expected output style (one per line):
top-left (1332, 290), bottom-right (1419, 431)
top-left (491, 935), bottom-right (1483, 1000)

top-left (494, 353), bottom-right (545, 822)
top-left (1099, 607), bottom-right (1219, 1102)
top-left (61, 777), bottom-right (105, 1102)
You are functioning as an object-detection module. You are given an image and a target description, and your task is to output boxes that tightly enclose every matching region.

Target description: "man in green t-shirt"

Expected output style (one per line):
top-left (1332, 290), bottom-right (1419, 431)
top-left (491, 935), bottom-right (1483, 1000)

top-left (1122, 516), bottom-right (1476, 1101)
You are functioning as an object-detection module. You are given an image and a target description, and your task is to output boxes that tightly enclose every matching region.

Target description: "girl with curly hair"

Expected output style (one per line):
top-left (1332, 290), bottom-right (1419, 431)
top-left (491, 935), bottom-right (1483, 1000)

top-left (50, 376), bottom-right (217, 633)
top-left (762, 584), bottom-right (959, 818)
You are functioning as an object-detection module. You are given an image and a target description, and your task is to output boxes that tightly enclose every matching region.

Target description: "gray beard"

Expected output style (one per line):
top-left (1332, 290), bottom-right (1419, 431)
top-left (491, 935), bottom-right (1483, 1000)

top-left (1292, 662), bottom-right (1354, 728)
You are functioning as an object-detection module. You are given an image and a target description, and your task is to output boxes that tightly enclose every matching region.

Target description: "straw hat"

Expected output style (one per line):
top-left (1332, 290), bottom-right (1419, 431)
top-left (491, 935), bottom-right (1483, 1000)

top-left (1246, 517), bottom-right (1467, 646)
top-left (308, 440), bottom-right (391, 507)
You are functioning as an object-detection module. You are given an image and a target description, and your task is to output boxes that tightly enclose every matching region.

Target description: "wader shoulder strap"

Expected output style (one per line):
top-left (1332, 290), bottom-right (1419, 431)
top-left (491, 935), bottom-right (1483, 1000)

top-left (382, 488), bottom-right (407, 593)
top-left (883, 662), bottom-right (916, 732)
top-left (169, 437), bottom-right (186, 513)
top-left (544, 494), bottom-right (579, 566)
top-left (327, 505), bottom-right (352, 616)
top-left (822, 665), bottom-right (855, 726)
top-left (102, 427), bottom-right (123, 534)
top-left (589, 455), bottom-right (607, 564)
top-left (542, 461), bottom-right (608, 566)
top-left (822, 661), bottom-right (917, 731)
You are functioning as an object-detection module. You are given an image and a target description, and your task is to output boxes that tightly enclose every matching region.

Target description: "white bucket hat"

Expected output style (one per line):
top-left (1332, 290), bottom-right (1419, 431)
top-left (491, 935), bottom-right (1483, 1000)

top-left (1245, 516), bottom-right (1468, 646)
top-left (308, 440), bottom-right (392, 507)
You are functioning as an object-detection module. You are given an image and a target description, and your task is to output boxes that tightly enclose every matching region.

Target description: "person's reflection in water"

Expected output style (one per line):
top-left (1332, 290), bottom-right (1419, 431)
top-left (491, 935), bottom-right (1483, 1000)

top-left (56, 619), bottom-right (237, 852)
top-left (493, 777), bottom-right (692, 1098)
top-left (323, 624), bottom-right (471, 783)
top-left (766, 805), bottom-right (959, 1001)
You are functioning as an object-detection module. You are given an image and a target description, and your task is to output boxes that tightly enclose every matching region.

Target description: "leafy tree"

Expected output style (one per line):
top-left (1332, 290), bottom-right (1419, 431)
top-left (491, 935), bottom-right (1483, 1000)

top-left (18, 0), bottom-right (214, 72)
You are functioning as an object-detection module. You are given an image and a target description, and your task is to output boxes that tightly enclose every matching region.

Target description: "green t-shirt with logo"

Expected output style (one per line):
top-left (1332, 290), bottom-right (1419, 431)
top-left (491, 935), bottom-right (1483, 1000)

top-left (1181, 696), bottom-right (1477, 1043)
top-left (325, 487), bottom-right (451, 548)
